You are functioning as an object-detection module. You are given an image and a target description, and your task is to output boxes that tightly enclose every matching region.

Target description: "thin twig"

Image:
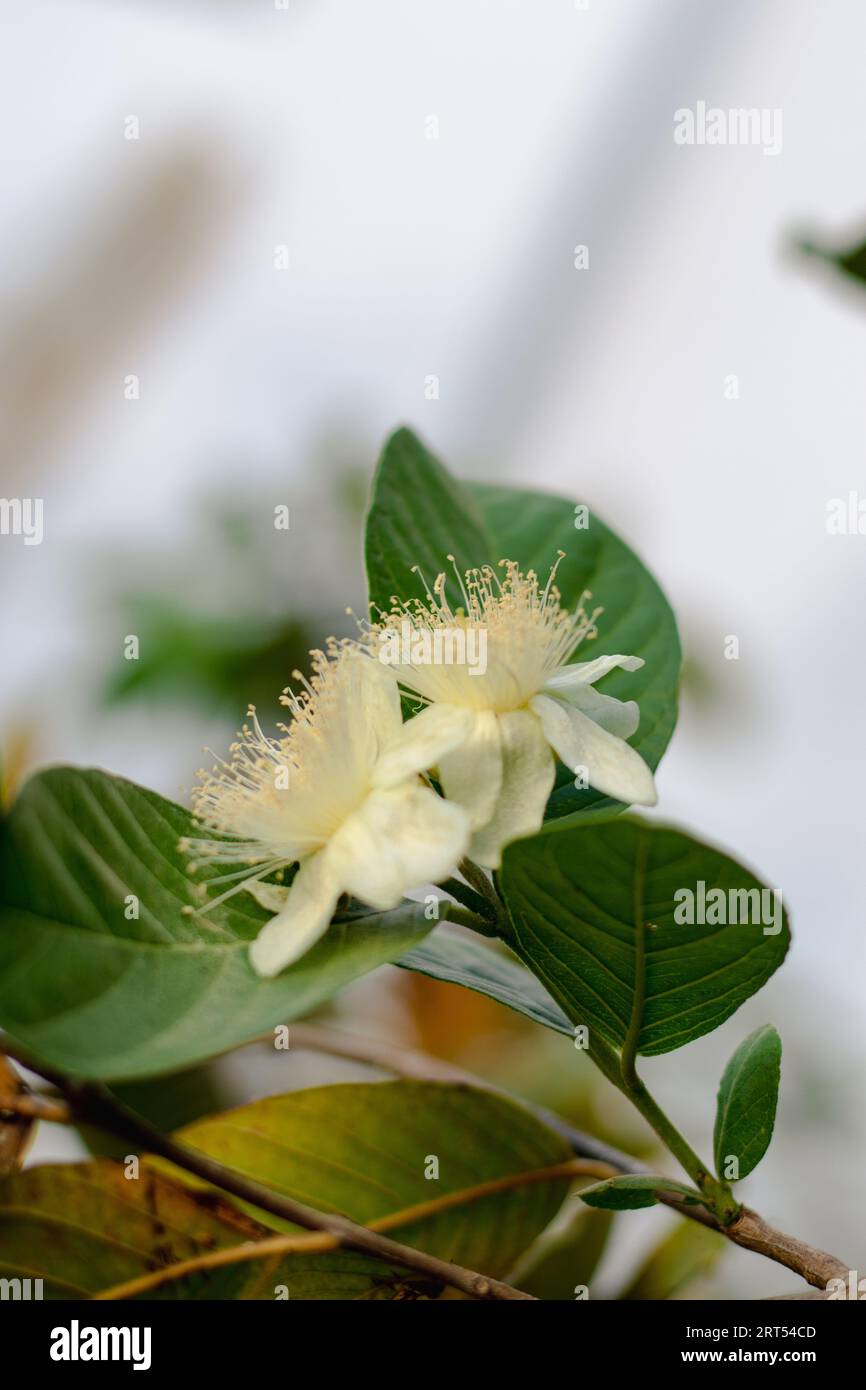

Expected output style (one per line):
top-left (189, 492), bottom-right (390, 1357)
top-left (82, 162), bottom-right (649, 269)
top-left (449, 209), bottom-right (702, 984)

top-left (0, 1090), bottom-right (71, 1124)
top-left (727, 1207), bottom-right (850, 1291)
top-left (95, 1157), bottom-right (614, 1301)
top-left (0, 1036), bottom-right (533, 1302)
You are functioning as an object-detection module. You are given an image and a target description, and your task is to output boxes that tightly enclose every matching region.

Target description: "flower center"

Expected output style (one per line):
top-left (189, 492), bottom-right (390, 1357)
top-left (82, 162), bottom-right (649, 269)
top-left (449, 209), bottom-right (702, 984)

top-left (366, 556), bottom-right (601, 714)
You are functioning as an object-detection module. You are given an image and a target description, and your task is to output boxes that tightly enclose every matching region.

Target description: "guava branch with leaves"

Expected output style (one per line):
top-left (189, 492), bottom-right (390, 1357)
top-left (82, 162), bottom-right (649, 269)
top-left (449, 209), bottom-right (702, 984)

top-left (0, 429), bottom-right (851, 1301)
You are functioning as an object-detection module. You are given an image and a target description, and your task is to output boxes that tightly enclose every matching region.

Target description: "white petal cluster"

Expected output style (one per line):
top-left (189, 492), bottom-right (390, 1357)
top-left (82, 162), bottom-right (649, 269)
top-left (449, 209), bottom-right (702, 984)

top-left (184, 558), bottom-right (656, 976)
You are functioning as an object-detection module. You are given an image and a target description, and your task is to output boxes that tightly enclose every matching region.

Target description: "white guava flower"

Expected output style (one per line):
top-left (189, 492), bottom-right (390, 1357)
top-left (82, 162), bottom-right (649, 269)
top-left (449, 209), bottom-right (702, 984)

top-left (364, 556), bottom-right (657, 868)
top-left (183, 649), bottom-right (470, 977)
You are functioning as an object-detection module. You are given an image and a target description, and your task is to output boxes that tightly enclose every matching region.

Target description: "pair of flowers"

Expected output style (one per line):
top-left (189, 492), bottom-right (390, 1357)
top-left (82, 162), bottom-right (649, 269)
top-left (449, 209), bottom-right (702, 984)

top-left (185, 559), bottom-right (657, 976)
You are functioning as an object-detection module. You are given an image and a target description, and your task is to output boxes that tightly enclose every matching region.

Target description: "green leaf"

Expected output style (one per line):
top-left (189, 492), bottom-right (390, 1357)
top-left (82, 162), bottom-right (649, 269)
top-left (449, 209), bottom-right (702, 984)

top-left (176, 1081), bottom-right (573, 1278)
top-left (799, 229), bottom-right (866, 289)
top-left (579, 1174), bottom-right (702, 1211)
top-left (0, 1158), bottom-right (416, 1301)
top-left (0, 767), bottom-right (434, 1081)
top-left (499, 816), bottom-right (790, 1056)
top-left (0, 1159), bottom-right (268, 1299)
top-left (364, 428), bottom-right (681, 825)
top-left (619, 1218), bottom-right (725, 1300)
top-left (398, 925), bottom-right (573, 1037)
top-left (364, 427), bottom-right (495, 610)
top-left (713, 1025), bottom-right (782, 1181)
top-left (508, 1202), bottom-right (614, 1299)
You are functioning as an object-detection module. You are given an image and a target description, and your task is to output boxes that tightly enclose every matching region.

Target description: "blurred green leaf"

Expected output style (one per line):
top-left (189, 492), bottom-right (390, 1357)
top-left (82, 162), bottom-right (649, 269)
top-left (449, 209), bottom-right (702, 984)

top-left (176, 1080), bottom-right (572, 1277)
top-left (508, 1201), bottom-right (613, 1299)
top-left (104, 595), bottom-right (312, 716)
top-left (799, 228), bottom-right (866, 287)
top-left (619, 1218), bottom-right (726, 1301)
top-left (0, 1158), bottom-right (414, 1301)
top-left (0, 1159), bottom-right (265, 1299)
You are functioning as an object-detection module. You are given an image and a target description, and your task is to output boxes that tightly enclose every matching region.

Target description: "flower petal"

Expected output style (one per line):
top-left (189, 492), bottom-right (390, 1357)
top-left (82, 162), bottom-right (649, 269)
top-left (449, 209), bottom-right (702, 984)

top-left (244, 880), bottom-right (290, 914)
top-left (351, 655), bottom-right (404, 760)
top-left (531, 693), bottom-right (657, 806)
top-left (437, 709), bottom-right (503, 829)
top-left (335, 784), bottom-right (470, 909)
top-left (544, 653), bottom-right (644, 692)
top-left (371, 702), bottom-right (476, 790)
top-left (248, 850), bottom-right (342, 977)
top-left (559, 684), bottom-right (640, 739)
top-left (469, 710), bottom-right (555, 869)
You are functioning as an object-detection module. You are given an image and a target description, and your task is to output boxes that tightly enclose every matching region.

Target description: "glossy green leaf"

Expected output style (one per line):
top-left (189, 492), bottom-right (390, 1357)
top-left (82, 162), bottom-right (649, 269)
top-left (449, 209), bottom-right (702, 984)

top-left (0, 767), bottom-right (434, 1081)
top-left (579, 1174), bottom-right (702, 1212)
top-left (500, 816), bottom-right (790, 1056)
top-left (714, 1025), bottom-right (782, 1181)
top-left (398, 925), bottom-right (573, 1037)
top-left (364, 428), bottom-right (681, 824)
top-left (177, 1081), bottom-right (572, 1277)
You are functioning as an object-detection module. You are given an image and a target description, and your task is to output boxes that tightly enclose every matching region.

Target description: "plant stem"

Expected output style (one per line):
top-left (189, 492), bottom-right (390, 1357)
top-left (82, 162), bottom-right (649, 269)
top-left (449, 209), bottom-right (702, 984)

top-left (619, 1074), bottom-right (738, 1225)
top-left (436, 875), bottom-right (497, 924)
top-left (458, 857), bottom-right (501, 912)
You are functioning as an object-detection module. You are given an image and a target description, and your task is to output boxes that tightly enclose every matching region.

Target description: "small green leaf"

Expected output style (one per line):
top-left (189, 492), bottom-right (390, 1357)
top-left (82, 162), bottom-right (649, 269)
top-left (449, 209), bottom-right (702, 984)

top-left (499, 816), bottom-right (790, 1056)
top-left (579, 1174), bottom-right (702, 1212)
top-left (0, 767), bottom-right (434, 1080)
top-left (364, 429), bottom-right (681, 824)
top-left (714, 1025), bottom-right (782, 1181)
